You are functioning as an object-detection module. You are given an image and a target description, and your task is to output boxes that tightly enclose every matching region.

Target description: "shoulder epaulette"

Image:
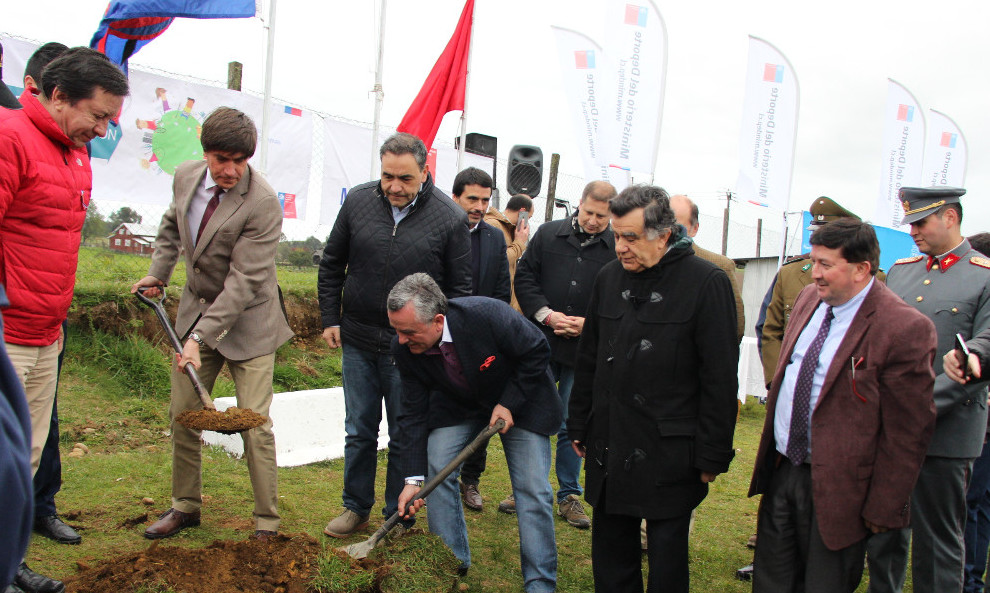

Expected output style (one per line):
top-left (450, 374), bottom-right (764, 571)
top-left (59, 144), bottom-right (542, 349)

top-left (894, 255), bottom-right (924, 265)
top-left (782, 256), bottom-right (807, 266)
top-left (970, 256), bottom-right (990, 269)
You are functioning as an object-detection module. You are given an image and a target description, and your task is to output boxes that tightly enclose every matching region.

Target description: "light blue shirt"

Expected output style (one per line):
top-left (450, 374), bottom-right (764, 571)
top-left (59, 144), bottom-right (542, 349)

top-left (390, 188), bottom-right (421, 224)
top-left (774, 278), bottom-right (874, 457)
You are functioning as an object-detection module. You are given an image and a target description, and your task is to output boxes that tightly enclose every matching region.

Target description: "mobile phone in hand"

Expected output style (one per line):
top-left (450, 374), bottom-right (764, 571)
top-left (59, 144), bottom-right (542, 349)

top-left (956, 333), bottom-right (973, 380)
top-left (518, 209), bottom-right (529, 225)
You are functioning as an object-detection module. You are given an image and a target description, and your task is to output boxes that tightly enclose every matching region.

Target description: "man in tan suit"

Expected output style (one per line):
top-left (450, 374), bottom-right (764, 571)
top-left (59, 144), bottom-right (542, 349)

top-left (670, 194), bottom-right (745, 342)
top-left (131, 107), bottom-right (293, 540)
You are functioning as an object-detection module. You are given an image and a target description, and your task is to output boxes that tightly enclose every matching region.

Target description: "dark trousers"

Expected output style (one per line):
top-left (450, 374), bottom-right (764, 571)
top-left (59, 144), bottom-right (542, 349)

top-left (965, 440), bottom-right (990, 593)
top-left (591, 484), bottom-right (691, 593)
top-left (33, 322), bottom-right (66, 517)
top-left (754, 461), bottom-right (865, 593)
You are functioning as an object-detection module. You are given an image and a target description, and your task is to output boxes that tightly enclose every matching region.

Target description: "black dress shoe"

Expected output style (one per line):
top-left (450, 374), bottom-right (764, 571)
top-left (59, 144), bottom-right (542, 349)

top-left (14, 563), bottom-right (64, 593)
top-left (4, 583), bottom-right (26, 593)
top-left (735, 563), bottom-right (754, 581)
top-left (33, 515), bottom-right (81, 545)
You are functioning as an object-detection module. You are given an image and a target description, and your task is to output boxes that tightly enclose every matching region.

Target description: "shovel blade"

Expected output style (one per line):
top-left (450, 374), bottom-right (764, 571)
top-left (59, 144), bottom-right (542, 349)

top-left (340, 539), bottom-right (376, 559)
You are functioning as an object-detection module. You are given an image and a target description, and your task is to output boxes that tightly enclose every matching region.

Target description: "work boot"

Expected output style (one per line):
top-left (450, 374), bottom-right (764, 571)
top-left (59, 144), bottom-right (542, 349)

top-left (14, 563), bottom-right (64, 593)
top-left (323, 509), bottom-right (369, 538)
top-left (251, 530), bottom-right (277, 542)
top-left (460, 481), bottom-right (483, 511)
top-left (34, 515), bottom-right (81, 545)
top-left (143, 508), bottom-right (200, 540)
top-left (557, 494), bottom-right (590, 529)
top-left (497, 493), bottom-right (516, 514)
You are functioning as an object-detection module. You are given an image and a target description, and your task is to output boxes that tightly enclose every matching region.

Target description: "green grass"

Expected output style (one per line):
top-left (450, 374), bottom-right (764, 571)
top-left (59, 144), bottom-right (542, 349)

top-left (31, 318), bottom-right (889, 591)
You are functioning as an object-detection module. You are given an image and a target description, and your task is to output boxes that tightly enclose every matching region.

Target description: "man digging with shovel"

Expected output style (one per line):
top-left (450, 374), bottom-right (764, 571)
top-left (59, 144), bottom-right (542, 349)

top-left (131, 107), bottom-right (293, 541)
top-left (388, 273), bottom-right (561, 593)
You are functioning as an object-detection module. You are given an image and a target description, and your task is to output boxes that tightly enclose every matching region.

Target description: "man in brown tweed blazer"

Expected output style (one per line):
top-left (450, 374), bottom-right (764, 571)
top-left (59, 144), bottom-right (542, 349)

top-left (131, 107), bottom-right (293, 540)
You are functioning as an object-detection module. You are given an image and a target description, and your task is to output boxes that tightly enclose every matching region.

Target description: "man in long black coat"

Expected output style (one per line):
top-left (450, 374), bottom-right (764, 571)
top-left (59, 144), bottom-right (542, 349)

top-left (569, 185), bottom-right (739, 593)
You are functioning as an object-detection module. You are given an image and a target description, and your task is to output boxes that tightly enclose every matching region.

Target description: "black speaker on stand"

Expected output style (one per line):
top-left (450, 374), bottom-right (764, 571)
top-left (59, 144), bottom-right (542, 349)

top-left (507, 145), bottom-right (543, 197)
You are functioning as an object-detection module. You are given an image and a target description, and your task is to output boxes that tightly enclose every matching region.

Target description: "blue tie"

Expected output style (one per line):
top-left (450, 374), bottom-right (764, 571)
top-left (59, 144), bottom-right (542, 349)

top-left (786, 306), bottom-right (834, 465)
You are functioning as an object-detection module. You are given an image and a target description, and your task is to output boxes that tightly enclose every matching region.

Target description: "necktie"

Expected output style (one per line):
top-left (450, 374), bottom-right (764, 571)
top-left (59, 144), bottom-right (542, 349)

top-left (196, 186), bottom-right (223, 245)
top-left (439, 342), bottom-right (469, 392)
top-left (786, 306), bottom-right (834, 465)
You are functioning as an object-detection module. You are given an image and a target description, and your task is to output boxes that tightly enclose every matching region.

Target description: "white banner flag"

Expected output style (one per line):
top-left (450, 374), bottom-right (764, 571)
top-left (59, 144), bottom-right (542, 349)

top-left (874, 79), bottom-right (925, 230)
top-left (2, 37), bottom-right (312, 221)
top-left (921, 109), bottom-right (967, 188)
top-left (551, 26), bottom-right (610, 184)
top-left (735, 36), bottom-right (800, 212)
top-left (598, 0), bottom-right (667, 186)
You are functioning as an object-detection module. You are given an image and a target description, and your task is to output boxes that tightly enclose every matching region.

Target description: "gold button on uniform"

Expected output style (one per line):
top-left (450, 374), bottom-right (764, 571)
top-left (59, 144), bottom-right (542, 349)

top-left (916, 296), bottom-right (924, 302)
top-left (923, 279), bottom-right (931, 285)
top-left (952, 307), bottom-right (959, 313)
top-left (932, 264), bottom-right (939, 270)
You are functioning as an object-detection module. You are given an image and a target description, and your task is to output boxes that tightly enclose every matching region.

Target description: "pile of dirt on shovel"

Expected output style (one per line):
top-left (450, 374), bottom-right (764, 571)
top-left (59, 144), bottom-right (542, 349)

top-left (176, 406), bottom-right (267, 432)
top-left (63, 530), bottom-right (460, 593)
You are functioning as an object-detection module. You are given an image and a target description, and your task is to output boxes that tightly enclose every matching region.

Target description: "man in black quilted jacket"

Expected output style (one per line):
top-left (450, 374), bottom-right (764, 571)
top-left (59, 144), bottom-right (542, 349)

top-left (318, 132), bottom-right (472, 537)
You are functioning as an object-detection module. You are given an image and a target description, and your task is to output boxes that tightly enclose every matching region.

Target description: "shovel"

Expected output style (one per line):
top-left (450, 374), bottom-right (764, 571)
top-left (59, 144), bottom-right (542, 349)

top-left (136, 287), bottom-right (266, 434)
top-left (341, 418), bottom-right (506, 559)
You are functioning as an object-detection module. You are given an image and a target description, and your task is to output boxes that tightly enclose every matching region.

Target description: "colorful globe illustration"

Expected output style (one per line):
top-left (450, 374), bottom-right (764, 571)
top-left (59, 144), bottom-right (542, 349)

top-left (151, 110), bottom-right (203, 175)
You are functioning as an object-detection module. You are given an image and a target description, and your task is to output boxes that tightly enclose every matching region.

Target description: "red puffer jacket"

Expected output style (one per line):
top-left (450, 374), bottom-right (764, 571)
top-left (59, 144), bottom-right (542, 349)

top-left (0, 93), bottom-right (91, 347)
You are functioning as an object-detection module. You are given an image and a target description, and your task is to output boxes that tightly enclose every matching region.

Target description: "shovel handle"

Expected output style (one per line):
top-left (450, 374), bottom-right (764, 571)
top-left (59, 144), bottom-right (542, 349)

top-left (368, 419), bottom-right (506, 548)
top-left (135, 287), bottom-right (215, 410)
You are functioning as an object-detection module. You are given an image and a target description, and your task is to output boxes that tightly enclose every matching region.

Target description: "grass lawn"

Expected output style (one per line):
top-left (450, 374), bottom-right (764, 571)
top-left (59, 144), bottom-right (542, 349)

top-left (25, 323), bottom-right (882, 592)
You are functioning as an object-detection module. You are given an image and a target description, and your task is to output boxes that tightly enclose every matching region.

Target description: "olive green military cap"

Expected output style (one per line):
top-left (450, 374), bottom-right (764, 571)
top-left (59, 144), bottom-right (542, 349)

top-left (806, 196), bottom-right (859, 230)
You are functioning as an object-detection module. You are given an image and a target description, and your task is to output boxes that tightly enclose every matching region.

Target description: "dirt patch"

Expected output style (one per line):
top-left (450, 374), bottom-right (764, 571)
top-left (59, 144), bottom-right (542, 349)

top-left (63, 531), bottom-right (459, 593)
top-left (176, 407), bottom-right (268, 433)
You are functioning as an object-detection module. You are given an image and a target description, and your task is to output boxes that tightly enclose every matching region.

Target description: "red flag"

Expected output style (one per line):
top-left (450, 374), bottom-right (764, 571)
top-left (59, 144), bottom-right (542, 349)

top-left (397, 0), bottom-right (474, 151)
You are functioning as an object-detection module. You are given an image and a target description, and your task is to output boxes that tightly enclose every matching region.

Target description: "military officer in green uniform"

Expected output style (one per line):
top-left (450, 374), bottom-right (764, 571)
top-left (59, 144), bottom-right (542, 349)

top-left (758, 197), bottom-right (863, 386)
top-left (866, 186), bottom-right (990, 593)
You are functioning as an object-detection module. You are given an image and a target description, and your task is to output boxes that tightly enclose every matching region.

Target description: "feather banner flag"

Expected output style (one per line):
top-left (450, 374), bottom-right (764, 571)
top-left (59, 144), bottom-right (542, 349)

top-left (397, 0), bottom-right (474, 151)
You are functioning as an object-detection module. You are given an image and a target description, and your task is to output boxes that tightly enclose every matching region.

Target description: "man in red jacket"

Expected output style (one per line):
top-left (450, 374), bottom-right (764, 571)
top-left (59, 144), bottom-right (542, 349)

top-left (0, 47), bottom-right (127, 593)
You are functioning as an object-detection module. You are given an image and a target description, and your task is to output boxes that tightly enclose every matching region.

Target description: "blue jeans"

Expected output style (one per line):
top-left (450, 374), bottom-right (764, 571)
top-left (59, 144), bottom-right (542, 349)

top-left (426, 421), bottom-right (557, 593)
top-left (341, 344), bottom-right (405, 520)
top-left (552, 361), bottom-right (582, 502)
top-left (965, 440), bottom-right (990, 593)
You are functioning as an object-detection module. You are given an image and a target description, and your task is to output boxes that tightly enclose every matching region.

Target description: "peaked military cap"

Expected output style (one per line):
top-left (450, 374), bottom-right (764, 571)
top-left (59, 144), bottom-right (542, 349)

top-left (899, 186), bottom-right (966, 225)
top-left (806, 196), bottom-right (859, 230)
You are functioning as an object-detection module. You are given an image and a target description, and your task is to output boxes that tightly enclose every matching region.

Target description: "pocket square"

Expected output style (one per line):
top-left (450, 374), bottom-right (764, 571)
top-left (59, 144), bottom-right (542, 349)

top-left (480, 355), bottom-right (496, 371)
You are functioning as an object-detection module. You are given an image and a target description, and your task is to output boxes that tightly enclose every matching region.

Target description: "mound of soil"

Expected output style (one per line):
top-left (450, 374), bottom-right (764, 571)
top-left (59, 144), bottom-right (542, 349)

top-left (65, 533), bottom-right (322, 593)
top-left (63, 530), bottom-right (459, 593)
top-left (176, 407), bottom-right (268, 433)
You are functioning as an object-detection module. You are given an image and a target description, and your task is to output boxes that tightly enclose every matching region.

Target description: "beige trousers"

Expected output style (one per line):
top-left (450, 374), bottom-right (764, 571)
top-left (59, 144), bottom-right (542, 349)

top-left (170, 347), bottom-right (279, 531)
top-left (6, 341), bottom-right (59, 476)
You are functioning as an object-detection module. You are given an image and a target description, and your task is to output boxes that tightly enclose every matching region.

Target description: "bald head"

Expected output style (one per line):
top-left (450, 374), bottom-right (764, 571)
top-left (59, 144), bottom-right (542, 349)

top-left (669, 194), bottom-right (698, 237)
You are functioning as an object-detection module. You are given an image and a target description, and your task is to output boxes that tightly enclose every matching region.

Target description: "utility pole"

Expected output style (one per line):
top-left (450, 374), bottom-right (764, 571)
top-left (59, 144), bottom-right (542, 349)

top-left (721, 190), bottom-right (732, 256)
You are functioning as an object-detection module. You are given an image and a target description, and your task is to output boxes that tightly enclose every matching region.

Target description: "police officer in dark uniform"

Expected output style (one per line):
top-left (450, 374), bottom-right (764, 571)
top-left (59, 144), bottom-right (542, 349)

top-left (866, 186), bottom-right (990, 593)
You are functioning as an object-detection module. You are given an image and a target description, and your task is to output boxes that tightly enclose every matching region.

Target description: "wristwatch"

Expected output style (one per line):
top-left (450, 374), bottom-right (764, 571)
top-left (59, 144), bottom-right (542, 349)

top-left (189, 332), bottom-right (204, 346)
top-left (404, 478), bottom-right (424, 487)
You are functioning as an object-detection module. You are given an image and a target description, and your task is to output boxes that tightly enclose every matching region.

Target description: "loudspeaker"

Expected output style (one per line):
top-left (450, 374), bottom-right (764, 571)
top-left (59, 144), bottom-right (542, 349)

top-left (507, 145), bottom-right (543, 196)
top-left (455, 132), bottom-right (497, 159)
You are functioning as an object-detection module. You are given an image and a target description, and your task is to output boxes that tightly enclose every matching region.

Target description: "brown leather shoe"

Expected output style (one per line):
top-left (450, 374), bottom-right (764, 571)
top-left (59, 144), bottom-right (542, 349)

top-left (144, 508), bottom-right (201, 539)
top-left (460, 481), bottom-right (483, 511)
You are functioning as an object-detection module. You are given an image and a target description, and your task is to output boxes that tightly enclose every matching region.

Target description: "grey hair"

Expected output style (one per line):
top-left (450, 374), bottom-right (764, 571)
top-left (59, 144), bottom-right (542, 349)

top-left (380, 132), bottom-right (428, 170)
top-left (608, 184), bottom-right (679, 240)
top-left (387, 273), bottom-right (447, 323)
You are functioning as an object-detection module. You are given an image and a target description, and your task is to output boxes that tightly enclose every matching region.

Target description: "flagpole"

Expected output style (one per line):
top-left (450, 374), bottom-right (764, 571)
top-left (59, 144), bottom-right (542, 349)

top-left (371, 0), bottom-right (387, 180)
top-left (456, 0), bottom-right (475, 172)
top-left (259, 0), bottom-right (277, 173)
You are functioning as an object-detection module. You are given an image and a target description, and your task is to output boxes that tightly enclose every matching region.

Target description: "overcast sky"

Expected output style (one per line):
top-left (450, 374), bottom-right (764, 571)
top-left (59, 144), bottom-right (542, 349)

top-left (4, 0), bottom-right (988, 237)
